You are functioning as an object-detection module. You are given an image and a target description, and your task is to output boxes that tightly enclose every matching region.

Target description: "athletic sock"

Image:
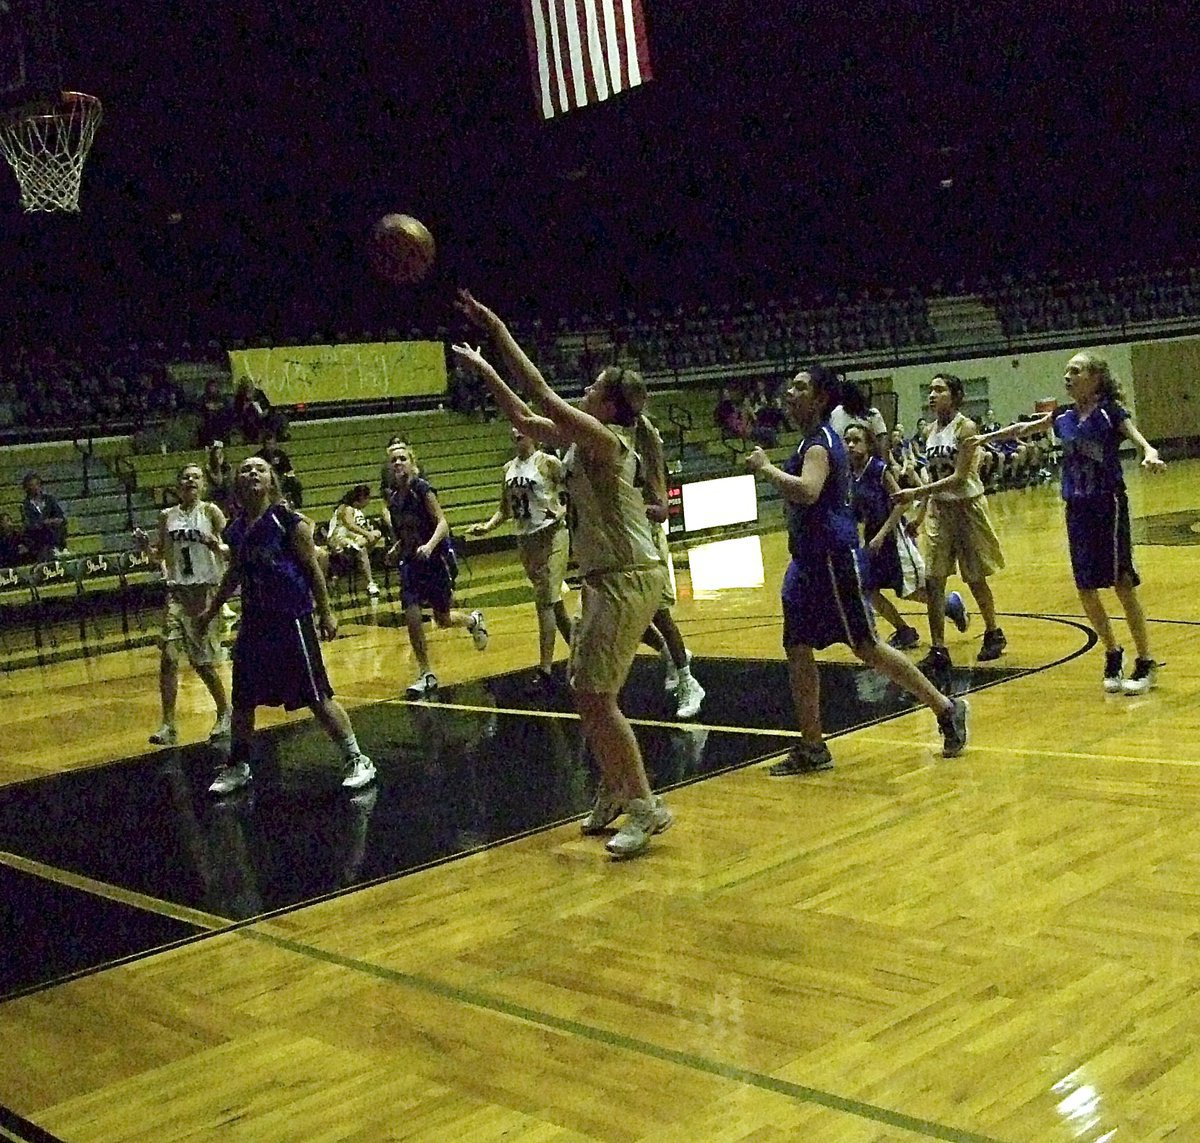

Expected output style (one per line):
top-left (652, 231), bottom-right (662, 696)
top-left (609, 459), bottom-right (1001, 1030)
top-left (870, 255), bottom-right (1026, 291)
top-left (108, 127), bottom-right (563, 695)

top-left (340, 731), bottom-right (362, 760)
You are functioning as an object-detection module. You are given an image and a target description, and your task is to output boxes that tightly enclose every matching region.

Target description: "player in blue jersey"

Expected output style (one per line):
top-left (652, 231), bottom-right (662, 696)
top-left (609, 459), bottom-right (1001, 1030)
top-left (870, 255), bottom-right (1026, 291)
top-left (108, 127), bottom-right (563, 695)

top-left (844, 422), bottom-right (966, 651)
top-left (970, 351), bottom-right (1164, 694)
top-left (196, 456), bottom-right (375, 795)
top-left (745, 365), bottom-right (969, 773)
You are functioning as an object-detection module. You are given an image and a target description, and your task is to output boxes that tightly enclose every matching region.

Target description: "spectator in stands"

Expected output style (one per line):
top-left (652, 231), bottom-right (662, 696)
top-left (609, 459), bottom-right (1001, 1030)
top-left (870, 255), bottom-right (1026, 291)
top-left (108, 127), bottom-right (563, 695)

top-left (749, 379), bottom-right (786, 446)
top-left (20, 472), bottom-right (68, 561)
top-left (888, 425), bottom-right (926, 490)
top-left (198, 379), bottom-right (233, 446)
top-left (233, 378), bottom-right (272, 444)
top-left (0, 511), bottom-right (31, 566)
top-left (714, 386), bottom-right (749, 438)
top-left (977, 409), bottom-right (1004, 490)
top-left (203, 441), bottom-right (233, 512)
top-left (447, 360), bottom-right (492, 419)
top-left (326, 484), bottom-right (382, 597)
top-left (256, 429), bottom-right (303, 508)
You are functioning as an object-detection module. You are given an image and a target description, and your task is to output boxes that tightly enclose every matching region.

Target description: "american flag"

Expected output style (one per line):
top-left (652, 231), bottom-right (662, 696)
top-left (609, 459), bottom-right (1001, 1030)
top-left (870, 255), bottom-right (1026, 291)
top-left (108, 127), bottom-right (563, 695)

top-left (523, 0), bottom-right (653, 120)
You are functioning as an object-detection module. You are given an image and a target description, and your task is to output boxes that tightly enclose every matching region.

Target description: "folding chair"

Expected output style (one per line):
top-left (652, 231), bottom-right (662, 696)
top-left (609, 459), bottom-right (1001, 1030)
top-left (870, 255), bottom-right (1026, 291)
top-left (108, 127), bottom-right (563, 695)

top-left (30, 558), bottom-right (82, 659)
top-left (0, 564), bottom-right (38, 661)
top-left (74, 552), bottom-right (127, 652)
top-left (118, 549), bottom-right (165, 649)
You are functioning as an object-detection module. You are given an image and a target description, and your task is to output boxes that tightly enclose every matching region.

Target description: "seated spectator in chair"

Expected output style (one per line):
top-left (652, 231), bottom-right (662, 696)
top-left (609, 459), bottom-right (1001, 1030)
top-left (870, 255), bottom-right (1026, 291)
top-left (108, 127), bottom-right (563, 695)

top-left (0, 511), bottom-right (32, 566)
top-left (326, 484), bottom-right (382, 597)
top-left (888, 425), bottom-right (926, 490)
top-left (750, 381), bottom-right (786, 446)
top-left (20, 472), bottom-right (69, 561)
top-left (714, 386), bottom-right (749, 438)
top-left (233, 378), bottom-right (272, 444)
top-left (203, 440), bottom-right (233, 513)
top-left (198, 379), bottom-right (233, 446)
top-left (256, 429), bottom-right (303, 508)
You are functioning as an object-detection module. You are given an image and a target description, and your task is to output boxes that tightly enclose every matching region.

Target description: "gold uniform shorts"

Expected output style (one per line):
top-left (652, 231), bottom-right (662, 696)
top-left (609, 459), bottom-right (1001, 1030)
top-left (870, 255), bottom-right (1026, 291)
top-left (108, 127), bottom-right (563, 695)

top-left (924, 495), bottom-right (1005, 583)
top-left (162, 585), bottom-right (224, 667)
top-left (518, 520), bottom-right (569, 608)
top-left (569, 564), bottom-right (666, 694)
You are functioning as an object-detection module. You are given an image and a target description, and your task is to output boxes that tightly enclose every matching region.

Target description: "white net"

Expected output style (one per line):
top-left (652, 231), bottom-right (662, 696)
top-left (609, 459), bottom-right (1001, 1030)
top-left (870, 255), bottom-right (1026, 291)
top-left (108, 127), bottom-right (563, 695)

top-left (0, 91), bottom-right (102, 212)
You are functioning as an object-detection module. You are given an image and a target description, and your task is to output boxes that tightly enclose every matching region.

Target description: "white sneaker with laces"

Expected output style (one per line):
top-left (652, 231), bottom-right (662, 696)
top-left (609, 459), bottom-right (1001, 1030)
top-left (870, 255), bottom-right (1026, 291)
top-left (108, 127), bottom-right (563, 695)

top-left (605, 796), bottom-right (673, 859)
top-left (406, 671), bottom-right (439, 698)
top-left (468, 610), bottom-right (488, 651)
top-left (149, 723), bottom-right (178, 745)
top-left (209, 710), bottom-right (232, 740)
top-left (580, 785), bottom-right (624, 835)
top-left (675, 673), bottom-right (705, 719)
top-left (664, 649), bottom-right (692, 694)
top-left (341, 753), bottom-right (377, 789)
top-left (208, 761), bottom-right (252, 795)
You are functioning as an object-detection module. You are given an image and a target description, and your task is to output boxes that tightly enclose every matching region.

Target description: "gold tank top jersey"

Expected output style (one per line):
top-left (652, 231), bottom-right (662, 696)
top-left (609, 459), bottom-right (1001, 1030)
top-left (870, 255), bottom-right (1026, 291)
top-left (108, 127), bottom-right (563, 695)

top-left (562, 427), bottom-right (661, 576)
top-left (503, 452), bottom-right (564, 535)
top-left (924, 412), bottom-right (984, 501)
top-left (163, 502), bottom-right (223, 585)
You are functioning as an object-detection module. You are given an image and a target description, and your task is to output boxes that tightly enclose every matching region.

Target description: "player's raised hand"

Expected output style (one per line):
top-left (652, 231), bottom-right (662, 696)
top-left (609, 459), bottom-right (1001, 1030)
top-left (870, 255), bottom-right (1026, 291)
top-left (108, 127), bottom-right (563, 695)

top-left (455, 289), bottom-right (500, 332)
top-left (451, 342), bottom-right (488, 372)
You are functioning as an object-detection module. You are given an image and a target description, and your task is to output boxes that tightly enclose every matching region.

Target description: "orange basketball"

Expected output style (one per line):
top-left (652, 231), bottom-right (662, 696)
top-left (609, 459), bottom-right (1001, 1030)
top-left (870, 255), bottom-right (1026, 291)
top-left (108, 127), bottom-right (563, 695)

top-left (369, 214), bottom-right (435, 284)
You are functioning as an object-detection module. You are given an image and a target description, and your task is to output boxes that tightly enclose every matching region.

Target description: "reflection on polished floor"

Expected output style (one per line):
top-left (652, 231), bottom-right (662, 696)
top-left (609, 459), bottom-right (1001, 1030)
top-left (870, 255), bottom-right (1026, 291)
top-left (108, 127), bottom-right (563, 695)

top-left (0, 656), bottom-right (1023, 1000)
top-left (2, 465), bottom-right (1200, 1142)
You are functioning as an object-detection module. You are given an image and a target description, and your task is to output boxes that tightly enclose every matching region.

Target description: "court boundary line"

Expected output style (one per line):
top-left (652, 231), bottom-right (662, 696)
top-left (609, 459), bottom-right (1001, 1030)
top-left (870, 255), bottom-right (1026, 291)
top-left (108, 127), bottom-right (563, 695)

top-left (0, 1103), bottom-right (69, 1143)
top-left (237, 926), bottom-right (1007, 1143)
top-left (0, 614), bottom-right (1099, 1008)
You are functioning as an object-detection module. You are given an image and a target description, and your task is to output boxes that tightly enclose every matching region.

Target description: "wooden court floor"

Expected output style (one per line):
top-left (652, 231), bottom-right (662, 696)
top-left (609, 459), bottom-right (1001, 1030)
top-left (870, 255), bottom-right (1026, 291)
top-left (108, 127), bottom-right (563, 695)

top-left (1, 462), bottom-right (1199, 1142)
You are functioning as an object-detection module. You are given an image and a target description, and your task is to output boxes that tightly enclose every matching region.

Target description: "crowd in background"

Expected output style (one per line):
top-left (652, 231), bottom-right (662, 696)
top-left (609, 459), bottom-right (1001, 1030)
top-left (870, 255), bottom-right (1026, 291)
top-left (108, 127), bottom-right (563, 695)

top-left (4, 264), bottom-right (1200, 438)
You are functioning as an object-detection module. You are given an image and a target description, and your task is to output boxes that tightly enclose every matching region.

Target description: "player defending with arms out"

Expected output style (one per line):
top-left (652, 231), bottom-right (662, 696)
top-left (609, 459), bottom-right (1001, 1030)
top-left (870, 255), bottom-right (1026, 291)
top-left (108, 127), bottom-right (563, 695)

top-left (196, 457), bottom-right (375, 795)
top-left (454, 290), bottom-right (673, 859)
top-left (844, 422), bottom-right (967, 651)
top-left (969, 351), bottom-right (1165, 694)
top-left (384, 443), bottom-right (488, 698)
top-left (745, 365), bottom-right (969, 773)
top-left (469, 427), bottom-right (572, 689)
top-left (135, 463), bottom-right (232, 745)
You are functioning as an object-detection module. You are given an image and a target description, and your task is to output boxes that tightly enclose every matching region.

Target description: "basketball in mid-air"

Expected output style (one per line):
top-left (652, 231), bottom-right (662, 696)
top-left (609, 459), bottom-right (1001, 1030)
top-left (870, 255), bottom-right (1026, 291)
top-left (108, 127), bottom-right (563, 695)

top-left (369, 213), bottom-right (435, 284)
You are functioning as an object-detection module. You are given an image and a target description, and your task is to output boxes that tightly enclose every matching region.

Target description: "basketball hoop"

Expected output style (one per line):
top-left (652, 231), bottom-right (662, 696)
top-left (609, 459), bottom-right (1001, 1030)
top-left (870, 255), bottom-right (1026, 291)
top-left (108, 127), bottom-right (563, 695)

top-left (0, 90), bottom-right (102, 212)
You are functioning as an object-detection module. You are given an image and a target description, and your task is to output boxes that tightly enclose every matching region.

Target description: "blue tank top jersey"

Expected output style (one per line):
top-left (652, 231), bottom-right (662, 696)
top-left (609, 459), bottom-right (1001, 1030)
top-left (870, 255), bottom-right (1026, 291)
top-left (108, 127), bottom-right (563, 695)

top-left (849, 455), bottom-right (891, 538)
top-left (1053, 400), bottom-right (1129, 502)
top-left (785, 424), bottom-right (860, 561)
top-left (386, 476), bottom-right (450, 561)
top-left (225, 503), bottom-right (313, 618)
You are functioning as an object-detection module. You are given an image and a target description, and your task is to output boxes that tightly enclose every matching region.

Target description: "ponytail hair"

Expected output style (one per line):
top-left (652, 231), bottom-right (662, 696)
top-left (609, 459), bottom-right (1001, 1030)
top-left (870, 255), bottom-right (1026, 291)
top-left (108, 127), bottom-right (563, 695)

top-left (839, 378), bottom-right (871, 418)
top-left (598, 365), bottom-right (646, 428)
top-left (634, 412), bottom-right (667, 505)
top-left (802, 363), bottom-right (844, 420)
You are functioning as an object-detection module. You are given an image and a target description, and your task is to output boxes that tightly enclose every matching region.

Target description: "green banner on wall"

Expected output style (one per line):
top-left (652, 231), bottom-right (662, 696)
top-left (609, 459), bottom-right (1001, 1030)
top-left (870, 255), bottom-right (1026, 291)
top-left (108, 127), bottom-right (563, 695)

top-left (228, 342), bottom-right (447, 404)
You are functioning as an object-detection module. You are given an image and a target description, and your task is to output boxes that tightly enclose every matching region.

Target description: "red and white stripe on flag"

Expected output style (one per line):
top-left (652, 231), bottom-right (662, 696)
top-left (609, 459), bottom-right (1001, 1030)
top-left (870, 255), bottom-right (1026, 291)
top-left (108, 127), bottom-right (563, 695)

top-left (523, 0), bottom-right (653, 119)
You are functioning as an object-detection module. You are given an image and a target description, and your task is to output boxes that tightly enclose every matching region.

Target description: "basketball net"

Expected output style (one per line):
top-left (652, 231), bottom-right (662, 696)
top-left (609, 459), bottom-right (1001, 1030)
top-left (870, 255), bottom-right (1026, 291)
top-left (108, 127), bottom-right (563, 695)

top-left (0, 91), bottom-right (102, 212)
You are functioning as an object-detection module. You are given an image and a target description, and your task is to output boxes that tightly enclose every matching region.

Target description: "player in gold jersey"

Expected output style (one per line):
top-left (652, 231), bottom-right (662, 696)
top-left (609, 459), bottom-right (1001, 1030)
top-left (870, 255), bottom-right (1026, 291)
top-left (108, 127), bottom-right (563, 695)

top-left (454, 290), bottom-right (673, 860)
